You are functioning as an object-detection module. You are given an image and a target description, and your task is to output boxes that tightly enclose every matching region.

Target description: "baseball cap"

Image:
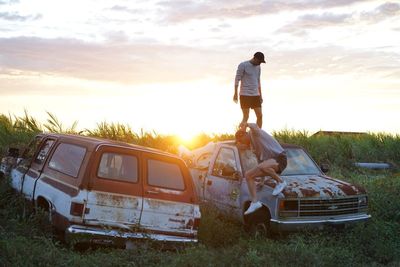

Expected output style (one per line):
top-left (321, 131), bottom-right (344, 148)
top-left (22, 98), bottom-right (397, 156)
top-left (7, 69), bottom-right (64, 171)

top-left (254, 52), bottom-right (266, 63)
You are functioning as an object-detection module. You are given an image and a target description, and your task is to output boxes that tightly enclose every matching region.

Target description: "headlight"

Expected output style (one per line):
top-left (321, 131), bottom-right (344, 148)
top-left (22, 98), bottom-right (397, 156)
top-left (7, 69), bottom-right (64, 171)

top-left (279, 199), bottom-right (299, 217)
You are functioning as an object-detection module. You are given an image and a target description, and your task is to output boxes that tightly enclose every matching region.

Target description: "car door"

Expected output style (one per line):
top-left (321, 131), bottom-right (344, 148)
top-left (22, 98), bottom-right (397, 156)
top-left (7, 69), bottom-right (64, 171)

top-left (10, 136), bottom-right (43, 192)
top-left (140, 152), bottom-right (197, 239)
top-left (84, 146), bottom-right (143, 229)
top-left (204, 146), bottom-right (242, 214)
top-left (21, 138), bottom-right (56, 200)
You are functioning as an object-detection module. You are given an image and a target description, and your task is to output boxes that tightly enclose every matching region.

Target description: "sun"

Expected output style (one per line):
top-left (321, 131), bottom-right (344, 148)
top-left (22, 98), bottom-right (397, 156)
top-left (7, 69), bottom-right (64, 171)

top-left (177, 131), bottom-right (197, 145)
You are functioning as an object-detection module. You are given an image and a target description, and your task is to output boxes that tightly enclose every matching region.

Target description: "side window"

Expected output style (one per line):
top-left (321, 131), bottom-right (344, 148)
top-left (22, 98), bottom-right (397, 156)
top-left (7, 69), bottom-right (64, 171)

top-left (147, 159), bottom-right (185, 190)
top-left (48, 143), bottom-right (86, 178)
top-left (97, 152), bottom-right (138, 183)
top-left (34, 139), bottom-right (55, 165)
top-left (212, 148), bottom-right (239, 180)
top-left (18, 137), bottom-right (42, 167)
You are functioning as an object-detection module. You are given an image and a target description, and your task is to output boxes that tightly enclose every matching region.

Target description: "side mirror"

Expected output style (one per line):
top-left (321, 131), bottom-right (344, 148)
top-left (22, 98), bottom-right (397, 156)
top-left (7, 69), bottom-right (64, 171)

top-left (320, 163), bottom-right (330, 173)
top-left (7, 148), bottom-right (20, 158)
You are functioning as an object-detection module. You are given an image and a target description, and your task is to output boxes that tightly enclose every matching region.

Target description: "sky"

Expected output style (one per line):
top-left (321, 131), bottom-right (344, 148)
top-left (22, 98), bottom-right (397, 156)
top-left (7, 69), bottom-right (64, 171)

top-left (0, 0), bottom-right (399, 139)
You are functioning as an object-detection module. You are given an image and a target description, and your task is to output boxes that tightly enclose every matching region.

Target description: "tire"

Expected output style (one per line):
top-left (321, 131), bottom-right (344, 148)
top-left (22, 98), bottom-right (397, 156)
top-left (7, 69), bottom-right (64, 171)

top-left (244, 205), bottom-right (272, 238)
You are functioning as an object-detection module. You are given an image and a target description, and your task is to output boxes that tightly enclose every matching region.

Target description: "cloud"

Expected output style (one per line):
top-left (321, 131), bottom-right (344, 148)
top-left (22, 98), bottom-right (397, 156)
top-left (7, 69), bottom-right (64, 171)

top-left (157, 0), bottom-right (373, 23)
top-left (277, 12), bottom-right (352, 35)
top-left (0, 12), bottom-right (42, 21)
top-left (269, 46), bottom-right (400, 79)
top-left (108, 5), bottom-right (142, 15)
top-left (0, 36), bottom-right (398, 96)
top-left (0, 37), bottom-right (231, 87)
top-left (361, 2), bottom-right (400, 23)
top-left (276, 2), bottom-right (400, 36)
top-left (0, 0), bottom-right (19, 4)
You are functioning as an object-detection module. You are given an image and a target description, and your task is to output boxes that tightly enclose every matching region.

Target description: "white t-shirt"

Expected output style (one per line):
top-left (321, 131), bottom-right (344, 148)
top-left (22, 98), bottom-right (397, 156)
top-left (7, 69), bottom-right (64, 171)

top-left (234, 60), bottom-right (261, 96)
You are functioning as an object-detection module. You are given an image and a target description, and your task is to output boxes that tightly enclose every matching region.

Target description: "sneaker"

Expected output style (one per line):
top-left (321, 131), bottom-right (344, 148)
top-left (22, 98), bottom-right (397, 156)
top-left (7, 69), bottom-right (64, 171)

top-left (273, 181), bottom-right (287, 196)
top-left (244, 201), bottom-right (262, 215)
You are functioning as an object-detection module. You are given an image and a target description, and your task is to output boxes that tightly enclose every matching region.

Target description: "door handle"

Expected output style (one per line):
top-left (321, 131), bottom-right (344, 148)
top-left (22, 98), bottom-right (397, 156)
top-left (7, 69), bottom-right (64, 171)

top-left (146, 190), bottom-right (159, 194)
top-left (207, 180), bottom-right (212, 186)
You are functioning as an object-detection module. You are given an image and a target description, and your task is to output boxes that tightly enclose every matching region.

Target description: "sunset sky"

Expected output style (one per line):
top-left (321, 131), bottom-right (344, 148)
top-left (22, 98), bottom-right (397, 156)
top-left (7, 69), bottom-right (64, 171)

top-left (0, 0), bottom-right (399, 139)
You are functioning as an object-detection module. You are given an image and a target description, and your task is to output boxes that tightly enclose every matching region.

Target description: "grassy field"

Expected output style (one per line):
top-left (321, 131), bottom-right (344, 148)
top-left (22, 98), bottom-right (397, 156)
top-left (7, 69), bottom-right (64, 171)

top-left (0, 112), bottom-right (399, 266)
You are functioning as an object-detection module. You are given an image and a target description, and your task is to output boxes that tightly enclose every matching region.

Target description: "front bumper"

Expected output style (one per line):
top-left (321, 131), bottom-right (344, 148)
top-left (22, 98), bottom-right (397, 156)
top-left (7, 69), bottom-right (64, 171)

top-left (270, 214), bottom-right (371, 232)
top-left (65, 225), bottom-right (198, 245)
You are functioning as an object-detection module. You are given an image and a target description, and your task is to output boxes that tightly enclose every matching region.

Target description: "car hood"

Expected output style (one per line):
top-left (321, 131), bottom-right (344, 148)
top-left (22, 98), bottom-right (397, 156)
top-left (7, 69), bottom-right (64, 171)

top-left (264, 174), bottom-right (366, 198)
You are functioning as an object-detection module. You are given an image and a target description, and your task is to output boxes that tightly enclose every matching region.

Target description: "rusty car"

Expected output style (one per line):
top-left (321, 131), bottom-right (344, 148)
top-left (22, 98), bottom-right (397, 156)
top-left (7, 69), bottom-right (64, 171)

top-left (180, 141), bottom-right (370, 235)
top-left (1, 133), bottom-right (201, 246)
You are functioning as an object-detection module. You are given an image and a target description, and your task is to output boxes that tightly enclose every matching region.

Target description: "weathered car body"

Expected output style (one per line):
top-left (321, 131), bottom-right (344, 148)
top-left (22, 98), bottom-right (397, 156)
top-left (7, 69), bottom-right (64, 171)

top-left (1, 133), bottom-right (201, 245)
top-left (183, 141), bottom-right (370, 233)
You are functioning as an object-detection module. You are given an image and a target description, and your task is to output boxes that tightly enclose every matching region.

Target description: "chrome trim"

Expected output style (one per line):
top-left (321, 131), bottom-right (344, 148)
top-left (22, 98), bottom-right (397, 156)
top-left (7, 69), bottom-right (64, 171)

top-left (279, 195), bottom-right (368, 217)
top-left (66, 225), bottom-right (197, 243)
top-left (271, 214), bottom-right (371, 225)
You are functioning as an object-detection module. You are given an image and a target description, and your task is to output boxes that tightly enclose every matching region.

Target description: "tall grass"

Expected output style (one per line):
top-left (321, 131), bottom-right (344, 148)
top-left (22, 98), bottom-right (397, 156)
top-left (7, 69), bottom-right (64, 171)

top-left (274, 129), bottom-right (400, 170)
top-left (3, 112), bottom-right (398, 170)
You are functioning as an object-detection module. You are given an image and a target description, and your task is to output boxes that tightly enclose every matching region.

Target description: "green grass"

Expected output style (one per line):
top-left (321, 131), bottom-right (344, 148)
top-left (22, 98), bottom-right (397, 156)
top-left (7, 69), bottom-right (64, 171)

top-left (1, 173), bottom-right (400, 266)
top-left (1, 112), bottom-right (400, 266)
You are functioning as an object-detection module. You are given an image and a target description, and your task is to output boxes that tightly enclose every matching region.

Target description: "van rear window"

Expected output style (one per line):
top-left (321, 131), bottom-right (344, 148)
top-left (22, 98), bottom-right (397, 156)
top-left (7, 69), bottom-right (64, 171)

top-left (48, 143), bottom-right (86, 178)
top-left (147, 159), bottom-right (185, 190)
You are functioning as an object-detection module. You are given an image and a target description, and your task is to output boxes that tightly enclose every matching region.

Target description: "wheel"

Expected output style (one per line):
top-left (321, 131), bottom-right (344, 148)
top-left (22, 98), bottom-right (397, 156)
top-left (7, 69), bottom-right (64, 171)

top-left (36, 198), bottom-right (65, 242)
top-left (244, 205), bottom-right (272, 238)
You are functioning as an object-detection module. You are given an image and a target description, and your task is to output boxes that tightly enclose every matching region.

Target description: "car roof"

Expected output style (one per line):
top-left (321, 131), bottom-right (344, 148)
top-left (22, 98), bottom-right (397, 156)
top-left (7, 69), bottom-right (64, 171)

top-left (36, 133), bottom-right (179, 158)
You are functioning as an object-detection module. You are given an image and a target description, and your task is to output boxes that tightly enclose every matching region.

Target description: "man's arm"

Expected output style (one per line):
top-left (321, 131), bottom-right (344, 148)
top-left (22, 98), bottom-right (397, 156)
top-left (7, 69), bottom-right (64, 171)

top-left (233, 63), bottom-right (244, 103)
top-left (245, 123), bottom-right (261, 137)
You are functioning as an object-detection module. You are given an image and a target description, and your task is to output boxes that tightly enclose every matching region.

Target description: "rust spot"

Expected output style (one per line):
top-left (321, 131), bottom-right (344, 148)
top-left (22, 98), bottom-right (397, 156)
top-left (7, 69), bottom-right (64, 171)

top-left (338, 184), bottom-right (358, 195)
top-left (169, 218), bottom-right (185, 224)
top-left (322, 189), bottom-right (334, 197)
top-left (283, 191), bottom-right (298, 198)
top-left (299, 188), bottom-right (320, 197)
top-left (95, 193), bottom-right (139, 208)
top-left (352, 184), bottom-right (366, 194)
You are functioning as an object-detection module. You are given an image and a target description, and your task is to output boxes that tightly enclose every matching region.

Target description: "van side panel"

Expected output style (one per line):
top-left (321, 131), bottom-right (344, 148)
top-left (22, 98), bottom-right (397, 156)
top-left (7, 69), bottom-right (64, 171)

top-left (83, 146), bottom-right (143, 229)
top-left (140, 152), bottom-right (198, 237)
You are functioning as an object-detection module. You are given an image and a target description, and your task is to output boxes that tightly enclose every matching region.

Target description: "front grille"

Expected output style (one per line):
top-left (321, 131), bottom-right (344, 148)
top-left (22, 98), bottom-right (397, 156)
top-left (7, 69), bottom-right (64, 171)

top-left (280, 196), bottom-right (368, 218)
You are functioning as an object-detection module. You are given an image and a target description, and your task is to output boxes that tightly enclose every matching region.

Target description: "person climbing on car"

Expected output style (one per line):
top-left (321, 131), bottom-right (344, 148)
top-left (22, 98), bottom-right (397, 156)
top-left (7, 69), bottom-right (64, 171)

top-left (235, 123), bottom-right (287, 215)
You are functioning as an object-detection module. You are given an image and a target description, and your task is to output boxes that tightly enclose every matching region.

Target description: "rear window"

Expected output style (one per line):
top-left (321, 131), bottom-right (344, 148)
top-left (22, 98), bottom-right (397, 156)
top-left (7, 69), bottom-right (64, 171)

top-left (48, 143), bottom-right (86, 178)
top-left (97, 152), bottom-right (138, 183)
top-left (147, 159), bottom-right (185, 190)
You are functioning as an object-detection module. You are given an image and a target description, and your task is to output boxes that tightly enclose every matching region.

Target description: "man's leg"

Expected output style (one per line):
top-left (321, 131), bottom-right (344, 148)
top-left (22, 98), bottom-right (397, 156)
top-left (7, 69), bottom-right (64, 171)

top-left (258, 159), bottom-right (287, 195)
top-left (244, 167), bottom-right (264, 202)
top-left (241, 108), bottom-right (250, 127)
top-left (258, 159), bottom-right (282, 183)
top-left (243, 164), bottom-right (265, 215)
top-left (254, 107), bottom-right (263, 128)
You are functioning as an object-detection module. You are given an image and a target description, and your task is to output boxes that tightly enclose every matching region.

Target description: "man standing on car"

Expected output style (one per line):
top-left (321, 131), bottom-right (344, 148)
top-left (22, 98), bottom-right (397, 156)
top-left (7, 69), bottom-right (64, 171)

top-left (233, 52), bottom-right (266, 129)
top-left (235, 123), bottom-right (287, 215)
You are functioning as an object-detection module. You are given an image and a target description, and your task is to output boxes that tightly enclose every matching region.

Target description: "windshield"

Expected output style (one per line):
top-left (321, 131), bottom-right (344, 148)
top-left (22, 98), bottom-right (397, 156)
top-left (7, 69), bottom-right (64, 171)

top-left (239, 147), bottom-right (321, 176)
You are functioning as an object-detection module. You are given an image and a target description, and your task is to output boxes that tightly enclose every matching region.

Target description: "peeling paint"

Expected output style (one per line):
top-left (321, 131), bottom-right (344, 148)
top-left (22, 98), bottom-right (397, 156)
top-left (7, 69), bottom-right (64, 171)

top-left (299, 188), bottom-right (320, 197)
